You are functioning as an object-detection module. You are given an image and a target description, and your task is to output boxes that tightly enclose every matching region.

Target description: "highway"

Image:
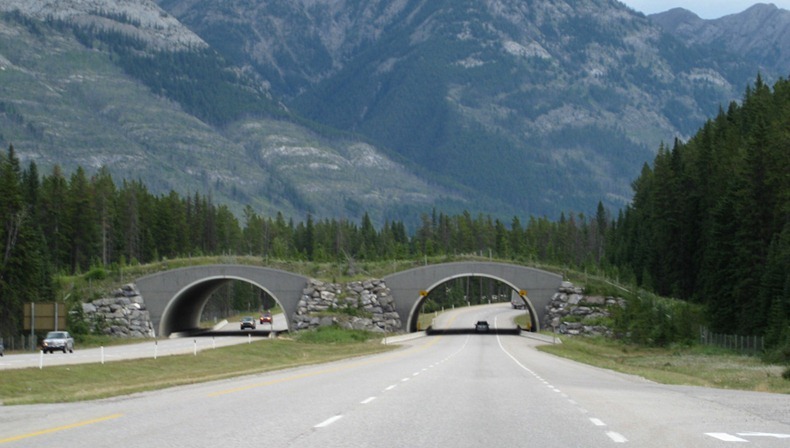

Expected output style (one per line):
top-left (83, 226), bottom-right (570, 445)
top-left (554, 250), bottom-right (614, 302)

top-left (1, 304), bottom-right (789, 447)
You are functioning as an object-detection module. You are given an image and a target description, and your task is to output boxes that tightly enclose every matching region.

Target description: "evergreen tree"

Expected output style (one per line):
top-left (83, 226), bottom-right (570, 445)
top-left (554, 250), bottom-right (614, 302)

top-left (39, 166), bottom-right (70, 271)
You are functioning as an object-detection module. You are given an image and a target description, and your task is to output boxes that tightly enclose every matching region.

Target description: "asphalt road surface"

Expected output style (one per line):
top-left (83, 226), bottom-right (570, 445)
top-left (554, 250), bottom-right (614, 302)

top-left (1, 304), bottom-right (788, 447)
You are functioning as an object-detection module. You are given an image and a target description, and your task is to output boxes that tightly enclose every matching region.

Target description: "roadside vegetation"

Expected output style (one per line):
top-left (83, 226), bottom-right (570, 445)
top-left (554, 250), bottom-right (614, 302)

top-left (538, 336), bottom-right (790, 394)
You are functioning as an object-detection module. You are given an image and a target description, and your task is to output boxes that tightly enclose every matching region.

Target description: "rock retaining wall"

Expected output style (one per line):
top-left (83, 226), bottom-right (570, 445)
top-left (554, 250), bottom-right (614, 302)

top-left (82, 284), bottom-right (156, 338)
top-left (292, 279), bottom-right (402, 332)
top-left (542, 281), bottom-right (625, 337)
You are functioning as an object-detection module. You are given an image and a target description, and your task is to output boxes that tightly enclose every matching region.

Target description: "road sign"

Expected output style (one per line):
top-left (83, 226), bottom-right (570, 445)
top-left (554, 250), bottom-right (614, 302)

top-left (23, 302), bottom-right (67, 331)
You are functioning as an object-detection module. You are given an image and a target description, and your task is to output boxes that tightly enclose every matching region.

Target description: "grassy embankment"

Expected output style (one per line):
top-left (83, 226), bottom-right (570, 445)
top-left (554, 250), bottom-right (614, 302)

top-left (538, 336), bottom-right (790, 394)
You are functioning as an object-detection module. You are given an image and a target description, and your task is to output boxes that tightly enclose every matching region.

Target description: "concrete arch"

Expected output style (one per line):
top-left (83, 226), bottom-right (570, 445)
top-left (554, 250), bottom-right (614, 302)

top-left (383, 262), bottom-right (562, 332)
top-left (135, 265), bottom-right (309, 337)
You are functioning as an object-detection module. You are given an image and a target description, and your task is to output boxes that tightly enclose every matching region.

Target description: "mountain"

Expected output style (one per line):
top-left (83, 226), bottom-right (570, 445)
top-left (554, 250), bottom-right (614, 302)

top-left (650, 4), bottom-right (790, 77)
top-left (2, 0), bottom-right (789, 225)
top-left (157, 0), bottom-right (770, 215)
top-left (0, 1), bottom-right (458, 223)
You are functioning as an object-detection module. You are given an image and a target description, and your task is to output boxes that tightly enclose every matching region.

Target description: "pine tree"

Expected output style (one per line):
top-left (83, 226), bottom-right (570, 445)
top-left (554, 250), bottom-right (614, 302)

top-left (66, 167), bottom-right (98, 273)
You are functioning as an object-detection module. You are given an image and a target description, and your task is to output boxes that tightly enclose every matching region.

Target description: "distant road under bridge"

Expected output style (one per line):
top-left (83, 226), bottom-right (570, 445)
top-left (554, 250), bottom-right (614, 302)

top-left (135, 262), bottom-right (563, 337)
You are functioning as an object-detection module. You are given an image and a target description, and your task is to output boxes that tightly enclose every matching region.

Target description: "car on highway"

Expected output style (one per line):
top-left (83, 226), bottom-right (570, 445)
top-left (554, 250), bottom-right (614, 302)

top-left (0, 341), bottom-right (4, 356)
top-left (260, 311), bottom-right (272, 324)
top-left (41, 331), bottom-right (74, 353)
top-left (240, 316), bottom-right (257, 330)
top-left (475, 320), bottom-right (490, 333)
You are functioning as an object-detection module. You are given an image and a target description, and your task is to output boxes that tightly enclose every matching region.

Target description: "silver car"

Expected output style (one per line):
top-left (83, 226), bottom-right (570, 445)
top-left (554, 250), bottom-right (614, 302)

top-left (240, 316), bottom-right (257, 330)
top-left (41, 331), bottom-right (74, 354)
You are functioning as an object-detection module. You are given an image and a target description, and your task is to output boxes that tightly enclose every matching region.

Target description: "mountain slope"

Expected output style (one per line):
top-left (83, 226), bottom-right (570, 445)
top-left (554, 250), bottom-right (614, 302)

top-left (159, 0), bottom-right (762, 215)
top-left (0, 5), bottom-right (456, 222)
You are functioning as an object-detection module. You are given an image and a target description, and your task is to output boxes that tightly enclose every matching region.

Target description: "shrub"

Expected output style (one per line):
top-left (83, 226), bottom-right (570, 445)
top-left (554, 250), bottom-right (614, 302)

top-left (295, 325), bottom-right (373, 344)
top-left (84, 267), bottom-right (109, 281)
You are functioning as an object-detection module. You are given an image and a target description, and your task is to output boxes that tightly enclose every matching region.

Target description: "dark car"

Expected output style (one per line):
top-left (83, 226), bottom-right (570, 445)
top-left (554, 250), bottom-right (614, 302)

top-left (240, 316), bottom-right (257, 330)
top-left (0, 341), bottom-right (4, 356)
top-left (475, 321), bottom-right (490, 333)
top-left (260, 312), bottom-right (272, 324)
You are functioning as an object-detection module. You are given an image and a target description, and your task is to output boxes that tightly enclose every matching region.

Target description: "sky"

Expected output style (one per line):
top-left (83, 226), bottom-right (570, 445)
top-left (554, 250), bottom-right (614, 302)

top-left (618, 1), bottom-right (790, 18)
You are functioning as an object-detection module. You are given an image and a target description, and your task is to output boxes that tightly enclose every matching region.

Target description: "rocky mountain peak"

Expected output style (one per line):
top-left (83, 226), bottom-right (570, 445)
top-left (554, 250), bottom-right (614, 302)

top-left (650, 3), bottom-right (790, 75)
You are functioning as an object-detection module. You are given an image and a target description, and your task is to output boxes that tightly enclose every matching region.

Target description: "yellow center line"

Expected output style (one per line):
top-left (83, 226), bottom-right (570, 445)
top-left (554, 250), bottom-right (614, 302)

top-left (209, 336), bottom-right (442, 397)
top-left (0, 413), bottom-right (123, 445)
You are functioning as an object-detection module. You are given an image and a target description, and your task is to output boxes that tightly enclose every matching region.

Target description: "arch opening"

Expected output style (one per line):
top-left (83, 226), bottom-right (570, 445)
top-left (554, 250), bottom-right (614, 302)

top-left (159, 277), bottom-right (286, 337)
top-left (406, 274), bottom-right (538, 333)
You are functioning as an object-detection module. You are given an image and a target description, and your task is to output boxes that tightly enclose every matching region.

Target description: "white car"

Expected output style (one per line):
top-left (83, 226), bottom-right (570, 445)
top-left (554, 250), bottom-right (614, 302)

top-left (41, 331), bottom-right (74, 354)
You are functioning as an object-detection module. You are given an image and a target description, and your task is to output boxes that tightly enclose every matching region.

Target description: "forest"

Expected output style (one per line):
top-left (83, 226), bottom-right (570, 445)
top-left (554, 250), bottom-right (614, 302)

top-left (608, 76), bottom-right (790, 350)
top-left (0, 78), bottom-right (788, 358)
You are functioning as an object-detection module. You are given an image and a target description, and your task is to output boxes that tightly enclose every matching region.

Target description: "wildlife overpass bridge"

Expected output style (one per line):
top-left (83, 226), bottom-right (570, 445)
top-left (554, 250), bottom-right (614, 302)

top-left (135, 262), bottom-right (563, 337)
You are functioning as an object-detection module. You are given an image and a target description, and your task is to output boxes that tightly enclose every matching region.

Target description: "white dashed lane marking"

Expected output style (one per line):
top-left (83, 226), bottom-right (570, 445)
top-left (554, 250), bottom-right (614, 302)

top-left (606, 431), bottom-right (628, 443)
top-left (314, 415), bottom-right (343, 428)
top-left (706, 433), bottom-right (748, 442)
